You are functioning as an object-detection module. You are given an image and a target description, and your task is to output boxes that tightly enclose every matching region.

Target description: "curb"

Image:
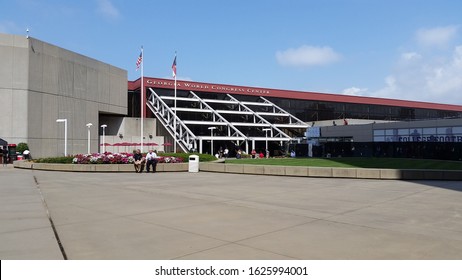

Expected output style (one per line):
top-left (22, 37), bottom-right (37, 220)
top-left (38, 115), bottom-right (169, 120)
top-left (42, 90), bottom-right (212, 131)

top-left (199, 162), bottom-right (462, 181)
top-left (13, 161), bottom-right (462, 180)
top-left (13, 161), bottom-right (188, 173)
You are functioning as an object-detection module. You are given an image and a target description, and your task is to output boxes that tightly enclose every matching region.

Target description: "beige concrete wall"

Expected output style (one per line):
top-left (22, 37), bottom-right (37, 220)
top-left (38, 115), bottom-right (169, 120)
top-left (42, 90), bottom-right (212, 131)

top-left (119, 117), bottom-right (157, 141)
top-left (0, 33), bottom-right (128, 157)
top-left (0, 34), bottom-right (29, 145)
top-left (98, 117), bottom-right (164, 153)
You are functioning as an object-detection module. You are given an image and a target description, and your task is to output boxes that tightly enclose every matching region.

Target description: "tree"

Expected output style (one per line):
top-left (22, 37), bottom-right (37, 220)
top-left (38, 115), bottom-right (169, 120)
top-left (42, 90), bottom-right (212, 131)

top-left (17, 142), bottom-right (29, 154)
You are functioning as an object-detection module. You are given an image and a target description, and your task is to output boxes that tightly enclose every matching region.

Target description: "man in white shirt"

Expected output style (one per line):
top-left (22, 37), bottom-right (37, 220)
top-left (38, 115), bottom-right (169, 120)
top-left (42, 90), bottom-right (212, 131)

top-left (145, 149), bottom-right (158, 173)
top-left (23, 149), bottom-right (31, 160)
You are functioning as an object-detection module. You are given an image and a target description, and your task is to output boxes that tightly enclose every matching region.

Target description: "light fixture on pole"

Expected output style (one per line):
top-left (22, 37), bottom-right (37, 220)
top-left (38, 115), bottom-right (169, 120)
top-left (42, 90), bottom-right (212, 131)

top-left (208, 126), bottom-right (216, 156)
top-left (56, 119), bottom-right (68, 156)
top-left (263, 128), bottom-right (271, 152)
top-left (172, 52), bottom-right (177, 154)
top-left (86, 123), bottom-right (93, 154)
top-left (100, 124), bottom-right (107, 153)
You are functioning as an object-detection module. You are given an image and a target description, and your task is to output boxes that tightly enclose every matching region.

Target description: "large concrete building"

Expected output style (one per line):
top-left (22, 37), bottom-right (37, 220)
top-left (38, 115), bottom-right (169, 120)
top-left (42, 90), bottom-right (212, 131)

top-left (0, 33), bottom-right (127, 158)
top-left (129, 77), bottom-right (462, 155)
top-left (2, 33), bottom-right (462, 158)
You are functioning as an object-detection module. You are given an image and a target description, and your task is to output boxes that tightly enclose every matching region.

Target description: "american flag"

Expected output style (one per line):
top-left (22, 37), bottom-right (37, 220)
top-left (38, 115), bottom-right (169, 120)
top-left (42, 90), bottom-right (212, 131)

top-left (136, 50), bottom-right (143, 70)
top-left (172, 55), bottom-right (177, 77)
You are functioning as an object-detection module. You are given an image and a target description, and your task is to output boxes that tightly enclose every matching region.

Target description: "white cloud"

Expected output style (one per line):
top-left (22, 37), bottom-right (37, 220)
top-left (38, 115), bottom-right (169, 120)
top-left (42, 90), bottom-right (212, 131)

top-left (97, 0), bottom-right (120, 19)
top-left (276, 45), bottom-right (341, 67)
top-left (371, 45), bottom-right (462, 104)
top-left (401, 52), bottom-right (422, 61)
top-left (415, 25), bottom-right (458, 48)
top-left (342, 87), bottom-right (369, 96)
top-left (426, 45), bottom-right (462, 94)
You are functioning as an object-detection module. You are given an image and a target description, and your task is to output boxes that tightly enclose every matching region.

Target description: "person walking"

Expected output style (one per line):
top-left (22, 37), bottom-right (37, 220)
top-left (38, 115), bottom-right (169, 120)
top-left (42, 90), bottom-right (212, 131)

top-left (2, 147), bottom-right (8, 166)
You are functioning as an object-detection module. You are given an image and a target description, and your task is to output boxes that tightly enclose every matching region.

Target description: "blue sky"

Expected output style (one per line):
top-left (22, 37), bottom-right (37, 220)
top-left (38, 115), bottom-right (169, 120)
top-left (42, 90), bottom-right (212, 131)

top-left (2, 0), bottom-right (462, 104)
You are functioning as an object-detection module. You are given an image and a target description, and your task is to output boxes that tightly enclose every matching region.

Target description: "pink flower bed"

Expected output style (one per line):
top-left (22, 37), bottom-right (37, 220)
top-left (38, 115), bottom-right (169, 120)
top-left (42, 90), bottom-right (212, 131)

top-left (72, 152), bottom-right (183, 164)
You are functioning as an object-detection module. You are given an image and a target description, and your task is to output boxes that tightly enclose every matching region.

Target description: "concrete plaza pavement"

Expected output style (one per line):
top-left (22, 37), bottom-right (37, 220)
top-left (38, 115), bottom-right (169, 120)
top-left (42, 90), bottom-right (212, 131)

top-left (1, 165), bottom-right (462, 259)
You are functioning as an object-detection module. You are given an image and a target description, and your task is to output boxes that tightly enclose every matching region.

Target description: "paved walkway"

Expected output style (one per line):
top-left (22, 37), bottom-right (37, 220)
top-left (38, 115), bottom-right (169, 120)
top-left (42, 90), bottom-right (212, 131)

top-left (0, 165), bottom-right (62, 259)
top-left (1, 165), bottom-right (462, 259)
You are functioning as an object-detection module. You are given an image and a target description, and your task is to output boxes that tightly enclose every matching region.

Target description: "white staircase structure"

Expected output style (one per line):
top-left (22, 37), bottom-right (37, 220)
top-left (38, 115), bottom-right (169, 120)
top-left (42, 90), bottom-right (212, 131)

top-left (146, 88), bottom-right (308, 153)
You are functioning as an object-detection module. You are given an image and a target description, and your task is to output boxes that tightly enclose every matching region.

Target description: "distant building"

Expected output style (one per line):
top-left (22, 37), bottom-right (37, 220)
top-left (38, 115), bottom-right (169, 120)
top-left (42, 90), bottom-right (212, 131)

top-left (302, 118), bottom-right (462, 160)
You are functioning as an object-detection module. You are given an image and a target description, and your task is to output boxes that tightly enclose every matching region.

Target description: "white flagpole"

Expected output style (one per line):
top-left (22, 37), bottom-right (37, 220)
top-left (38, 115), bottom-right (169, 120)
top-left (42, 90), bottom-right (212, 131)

top-left (140, 46), bottom-right (144, 152)
top-left (173, 52), bottom-right (177, 154)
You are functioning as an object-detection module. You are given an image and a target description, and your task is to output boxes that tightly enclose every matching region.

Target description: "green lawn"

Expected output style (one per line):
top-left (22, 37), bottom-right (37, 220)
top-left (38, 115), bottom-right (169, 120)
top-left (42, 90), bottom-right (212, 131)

top-left (226, 157), bottom-right (462, 170)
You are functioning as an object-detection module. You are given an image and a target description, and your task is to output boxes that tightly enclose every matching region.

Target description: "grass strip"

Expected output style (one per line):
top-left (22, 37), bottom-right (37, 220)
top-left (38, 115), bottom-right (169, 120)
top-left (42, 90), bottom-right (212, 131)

top-left (226, 157), bottom-right (462, 170)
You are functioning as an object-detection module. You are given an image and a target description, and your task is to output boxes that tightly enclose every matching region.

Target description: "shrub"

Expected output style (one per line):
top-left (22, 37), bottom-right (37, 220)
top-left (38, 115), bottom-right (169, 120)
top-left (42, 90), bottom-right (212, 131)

top-left (34, 156), bottom-right (74, 164)
top-left (17, 142), bottom-right (29, 154)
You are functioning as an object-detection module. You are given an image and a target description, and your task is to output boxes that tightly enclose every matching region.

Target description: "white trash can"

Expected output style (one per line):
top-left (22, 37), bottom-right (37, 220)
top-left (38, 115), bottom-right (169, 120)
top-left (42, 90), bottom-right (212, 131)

top-left (188, 155), bottom-right (199, 172)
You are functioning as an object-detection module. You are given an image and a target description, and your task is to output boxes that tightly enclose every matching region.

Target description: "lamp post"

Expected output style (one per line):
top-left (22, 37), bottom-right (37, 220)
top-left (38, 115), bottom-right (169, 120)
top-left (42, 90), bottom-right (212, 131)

top-left (56, 119), bottom-right (68, 156)
top-left (86, 123), bottom-right (93, 154)
top-left (208, 126), bottom-right (216, 156)
top-left (263, 128), bottom-right (271, 152)
top-left (101, 124), bottom-right (107, 153)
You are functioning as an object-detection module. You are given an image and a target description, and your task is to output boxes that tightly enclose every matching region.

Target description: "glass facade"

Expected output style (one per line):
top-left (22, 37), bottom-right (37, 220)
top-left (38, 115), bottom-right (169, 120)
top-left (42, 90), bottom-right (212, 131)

top-left (319, 141), bottom-right (462, 161)
top-left (373, 126), bottom-right (462, 142)
top-left (128, 84), bottom-right (462, 159)
top-left (263, 97), bottom-right (462, 121)
top-left (130, 87), bottom-right (462, 122)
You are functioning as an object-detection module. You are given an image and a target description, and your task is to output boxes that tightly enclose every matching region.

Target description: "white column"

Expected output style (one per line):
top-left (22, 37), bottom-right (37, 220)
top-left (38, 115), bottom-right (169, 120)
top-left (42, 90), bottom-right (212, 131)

top-left (208, 127), bottom-right (216, 156)
top-left (86, 123), bottom-right (93, 154)
top-left (263, 128), bottom-right (271, 152)
top-left (64, 120), bottom-right (68, 156)
top-left (101, 124), bottom-right (107, 153)
top-left (56, 119), bottom-right (68, 156)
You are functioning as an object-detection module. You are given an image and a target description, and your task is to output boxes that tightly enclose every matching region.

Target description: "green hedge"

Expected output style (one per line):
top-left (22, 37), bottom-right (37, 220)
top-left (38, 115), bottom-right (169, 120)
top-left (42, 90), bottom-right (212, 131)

top-left (33, 156), bottom-right (74, 164)
top-left (17, 142), bottom-right (29, 154)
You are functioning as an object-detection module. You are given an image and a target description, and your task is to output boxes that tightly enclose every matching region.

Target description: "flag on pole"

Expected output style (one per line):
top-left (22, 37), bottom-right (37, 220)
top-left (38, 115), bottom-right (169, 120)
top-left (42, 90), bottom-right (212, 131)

top-left (172, 54), bottom-right (177, 77)
top-left (136, 50), bottom-right (143, 70)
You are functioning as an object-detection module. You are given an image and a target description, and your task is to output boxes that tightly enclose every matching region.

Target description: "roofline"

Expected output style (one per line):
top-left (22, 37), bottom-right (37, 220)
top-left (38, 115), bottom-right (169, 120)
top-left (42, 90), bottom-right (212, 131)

top-left (128, 77), bottom-right (462, 112)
